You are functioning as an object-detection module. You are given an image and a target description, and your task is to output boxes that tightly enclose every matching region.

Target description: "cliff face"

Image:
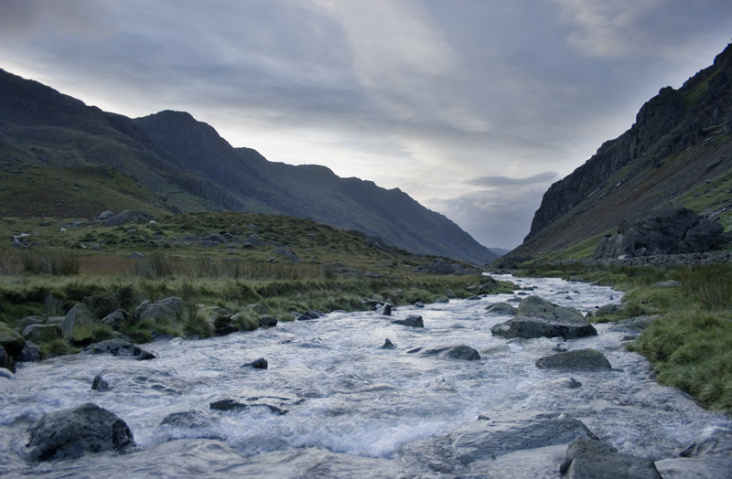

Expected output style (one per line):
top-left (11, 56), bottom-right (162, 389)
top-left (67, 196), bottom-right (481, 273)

top-left (510, 43), bottom-right (732, 261)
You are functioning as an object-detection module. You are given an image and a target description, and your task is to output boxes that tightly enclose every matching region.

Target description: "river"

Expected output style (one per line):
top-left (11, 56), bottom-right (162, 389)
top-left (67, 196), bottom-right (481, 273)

top-left (1, 274), bottom-right (730, 478)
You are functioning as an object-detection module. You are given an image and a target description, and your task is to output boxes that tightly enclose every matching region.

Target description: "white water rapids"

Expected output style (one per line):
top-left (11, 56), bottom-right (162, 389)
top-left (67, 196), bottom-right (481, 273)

top-left (1, 274), bottom-right (730, 478)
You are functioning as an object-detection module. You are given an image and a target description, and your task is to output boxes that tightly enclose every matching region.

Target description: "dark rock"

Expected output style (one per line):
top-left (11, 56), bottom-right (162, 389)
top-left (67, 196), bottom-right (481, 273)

top-left (247, 358), bottom-right (268, 369)
top-left (0, 322), bottom-right (26, 357)
top-left (101, 309), bottom-right (128, 328)
top-left (413, 301), bottom-right (425, 308)
top-left (491, 296), bottom-right (597, 339)
top-left (210, 398), bottom-right (285, 415)
top-left (560, 439), bottom-right (661, 478)
top-left (84, 339), bottom-right (155, 360)
top-left (92, 373), bottom-right (110, 391)
top-left (679, 426), bottom-right (732, 458)
top-left (609, 315), bottom-right (660, 333)
top-left (136, 297), bottom-right (189, 324)
top-left (258, 316), bottom-right (278, 328)
top-left (536, 349), bottom-right (612, 371)
top-left (1, 345), bottom-right (15, 373)
top-left (297, 310), bottom-right (325, 321)
top-left (485, 302), bottom-right (517, 315)
top-left (26, 403), bottom-right (135, 461)
top-left (273, 246), bottom-right (299, 263)
top-left (377, 303), bottom-right (392, 316)
top-left (22, 323), bottom-right (62, 343)
top-left (105, 209), bottom-right (153, 227)
top-left (422, 345), bottom-right (481, 360)
top-left (382, 338), bottom-right (396, 349)
top-left (61, 303), bottom-right (97, 343)
top-left (17, 341), bottom-right (42, 362)
top-left (213, 315), bottom-right (237, 336)
top-left (590, 303), bottom-right (624, 317)
top-left (393, 315), bottom-right (424, 328)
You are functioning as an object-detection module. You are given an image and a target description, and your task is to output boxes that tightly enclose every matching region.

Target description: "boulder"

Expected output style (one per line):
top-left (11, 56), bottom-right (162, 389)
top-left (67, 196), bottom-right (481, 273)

top-left (1, 345), bottom-right (15, 373)
top-left (485, 302), bottom-right (518, 315)
top-left (104, 209), bottom-right (153, 227)
top-left (26, 403), bottom-right (135, 461)
top-left (246, 358), bottom-right (268, 369)
top-left (61, 303), bottom-right (97, 343)
top-left (22, 323), bottom-right (62, 344)
top-left (136, 297), bottom-right (189, 325)
top-left (679, 426), bottom-right (732, 458)
top-left (0, 322), bottom-right (25, 357)
top-left (491, 296), bottom-right (597, 339)
top-left (17, 341), bottom-right (42, 363)
top-left (101, 309), bottom-right (128, 329)
top-left (536, 349), bottom-right (612, 371)
top-left (92, 373), bottom-right (110, 392)
top-left (376, 303), bottom-right (392, 316)
top-left (244, 233), bottom-right (267, 247)
top-left (393, 315), bottom-right (424, 328)
top-left (382, 338), bottom-right (396, 349)
top-left (297, 310), bottom-right (325, 321)
top-left (273, 246), bottom-right (299, 263)
top-left (84, 339), bottom-right (155, 360)
top-left (559, 439), bottom-right (661, 478)
top-left (593, 207), bottom-right (728, 259)
top-left (422, 345), bottom-right (481, 360)
top-left (258, 317), bottom-right (278, 328)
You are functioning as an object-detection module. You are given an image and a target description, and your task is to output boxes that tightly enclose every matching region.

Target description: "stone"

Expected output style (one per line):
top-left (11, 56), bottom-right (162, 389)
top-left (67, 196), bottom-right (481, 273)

top-left (244, 233), bottom-right (267, 247)
top-left (0, 322), bottom-right (25, 357)
top-left (536, 349), bottom-right (612, 371)
top-left (382, 338), bottom-right (396, 349)
top-left (393, 315), bottom-right (424, 328)
top-left (22, 323), bottom-right (62, 344)
top-left (485, 302), bottom-right (518, 315)
top-left (61, 303), bottom-right (97, 343)
top-left (679, 426), bottom-right (732, 458)
top-left (273, 247), bottom-right (299, 263)
top-left (247, 358), bottom-right (268, 369)
top-left (26, 403), bottom-right (135, 461)
top-left (297, 310), bottom-right (325, 321)
top-left (377, 303), bottom-right (392, 316)
top-left (559, 439), bottom-right (662, 478)
top-left (136, 297), bottom-right (190, 325)
top-left (422, 345), bottom-right (481, 360)
top-left (92, 373), bottom-right (110, 391)
top-left (17, 341), bottom-right (42, 363)
top-left (1, 345), bottom-right (15, 373)
top-left (101, 309), bottom-right (128, 328)
top-left (84, 339), bottom-right (156, 360)
top-left (258, 316), bottom-right (278, 328)
top-left (105, 209), bottom-right (153, 227)
top-left (491, 296), bottom-right (596, 340)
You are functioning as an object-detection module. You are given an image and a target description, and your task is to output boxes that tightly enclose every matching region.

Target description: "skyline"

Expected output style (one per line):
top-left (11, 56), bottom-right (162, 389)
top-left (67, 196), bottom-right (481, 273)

top-left (1, 1), bottom-right (731, 248)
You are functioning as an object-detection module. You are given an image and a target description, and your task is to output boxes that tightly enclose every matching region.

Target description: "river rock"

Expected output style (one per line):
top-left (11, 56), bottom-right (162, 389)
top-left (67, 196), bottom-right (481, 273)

top-left (22, 323), bottom-right (62, 343)
top-left (17, 341), bottom-right (42, 363)
top-left (393, 315), bottom-right (424, 328)
top-left (609, 315), bottom-right (660, 333)
top-left (101, 309), bottom-right (128, 328)
top-left (422, 345), bottom-right (481, 360)
top-left (61, 303), bottom-right (97, 343)
top-left (92, 373), bottom-right (110, 391)
top-left (491, 296), bottom-right (596, 339)
top-left (559, 439), bottom-right (661, 478)
top-left (485, 302), bottom-right (518, 315)
top-left (1, 345), bottom-right (15, 373)
top-left (297, 310), bottom-right (325, 321)
top-left (136, 297), bottom-right (190, 324)
top-left (382, 338), bottom-right (396, 349)
top-left (84, 339), bottom-right (156, 360)
top-left (536, 349), bottom-right (612, 371)
top-left (26, 403), bottom-right (135, 461)
top-left (0, 322), bottom-right (25, 357)
top-left (679, 426), bottom-right (732, 458)
top-left (258, 316), bottom-right (278, 328)
top-left (247, 358), bottom-right (268, 369)
top-left (377, 303), bottom-right (392, 316)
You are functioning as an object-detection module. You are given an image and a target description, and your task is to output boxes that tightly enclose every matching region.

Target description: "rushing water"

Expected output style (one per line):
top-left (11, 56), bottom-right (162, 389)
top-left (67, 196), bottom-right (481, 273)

top-left (1, 275), bottom-right (731, 478)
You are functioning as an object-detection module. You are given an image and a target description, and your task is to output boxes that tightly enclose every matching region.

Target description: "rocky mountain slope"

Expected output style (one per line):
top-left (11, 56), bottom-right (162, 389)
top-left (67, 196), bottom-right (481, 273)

top-left (503, 42), bottom-right (732, 264)
top-left (0, 69), bottom-right (497, 264)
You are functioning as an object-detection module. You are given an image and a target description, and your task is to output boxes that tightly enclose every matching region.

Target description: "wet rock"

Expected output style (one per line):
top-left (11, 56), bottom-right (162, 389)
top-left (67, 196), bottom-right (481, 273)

top-left (449, 413), bottom-right (597, 465)
top-left (1, 345), bottom-right (15, 373)
top-left (422, 345), bottom-right (481, 360)
top-left (491, 296), bottom-right (597, 340)
top-left (210, 398), bottom-right (286, 415)
top-left (84, 339), bottom-right (156, 360)
top-left (588, 303), bottom-right (624, 317)
top-left (22, 323), bottom-right (62, 343)
top-left (382, 338), bottom-right (396, 349)
top-left (559, 439), bottom-right (661, 478)
top-left (26, 403), bottom-right (135, 461)
top-left (679, 426), bottom-right (732, 458)
top-left (246, 358), bottom-right (268, 369)
top-left (92, 373), bottom-right (110, 391)
top-left (258, 316), bottom-right (278, 328)
top-left (0, 366), bottom-right (13, 379)
top-left (376, 303), bottom-right (392, 316)
top-left (485, 302), bottom-right (518, 315)
top-left (655, 457), bottom-right (732, 479)
top-left (393, 315), bottom-right (424, 328)
top-left (536, 349), bottom-right (611, 371)
top-left (609, 315), bottom-right (660, 333)
top-left (17, 341), bottom-right (41, 363)
top-left (297, 310), bottom-right (325, 321)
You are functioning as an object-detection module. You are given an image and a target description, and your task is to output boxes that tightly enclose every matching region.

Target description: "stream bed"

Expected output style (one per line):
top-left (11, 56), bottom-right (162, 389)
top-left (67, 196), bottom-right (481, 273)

top-left (1, 274), bottom-right (731, 478)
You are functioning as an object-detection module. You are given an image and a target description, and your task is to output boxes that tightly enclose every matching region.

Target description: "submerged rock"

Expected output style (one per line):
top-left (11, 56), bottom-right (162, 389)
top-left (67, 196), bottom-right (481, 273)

top-left (84, 339), bottom-right (156, 360)
top-left (491, 296), bottom-right (596, 339)
top-left (393, 315), bottom-right (424, 328)
top-left (560, 439), bottom-right (661, 478)
top-left (422, 345), bottom-right (481, 360)
top-left (536, 349), bottom-right (612, 371)
top-left (381, 338), bottom-right (396, 349)
top-left (26, 403), bottom-right (135, 461)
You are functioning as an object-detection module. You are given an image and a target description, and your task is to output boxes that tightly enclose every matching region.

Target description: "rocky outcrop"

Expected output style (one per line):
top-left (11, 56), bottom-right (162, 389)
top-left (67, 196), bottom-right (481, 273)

top-left (560, 439), bottom-right (662, 478)
top-left (593, 208), bottom-right (728, 259)
top-left (26, 403), bottom-right (135, 461)
top-left (61, 303), bottom-right (97, 343)
top-left (491, 296), bottom-right (596, 339)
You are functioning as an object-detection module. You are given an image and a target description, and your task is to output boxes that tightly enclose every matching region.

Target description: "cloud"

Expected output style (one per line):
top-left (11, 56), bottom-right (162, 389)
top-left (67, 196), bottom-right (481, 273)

top-left (0, 0), bottom-right (113, 38)
top-left (468, 172), bottom-right (558, 188)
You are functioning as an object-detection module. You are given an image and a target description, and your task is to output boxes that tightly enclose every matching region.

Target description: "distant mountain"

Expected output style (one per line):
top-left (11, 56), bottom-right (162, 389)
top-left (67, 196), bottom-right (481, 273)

top-left (0, 69), bottom-right (497, 264)
top-left (501, 42), bottom-right (732, 264)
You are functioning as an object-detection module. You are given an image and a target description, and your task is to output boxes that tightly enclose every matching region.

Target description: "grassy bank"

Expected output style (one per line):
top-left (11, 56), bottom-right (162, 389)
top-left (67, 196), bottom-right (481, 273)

top-left (517, 262), bottom-right (732, 413)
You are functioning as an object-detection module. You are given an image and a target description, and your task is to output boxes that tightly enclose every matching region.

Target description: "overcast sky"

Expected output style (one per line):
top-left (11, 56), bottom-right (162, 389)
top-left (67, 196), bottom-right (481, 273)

top-left (1, 0), bottom-right (731, 248)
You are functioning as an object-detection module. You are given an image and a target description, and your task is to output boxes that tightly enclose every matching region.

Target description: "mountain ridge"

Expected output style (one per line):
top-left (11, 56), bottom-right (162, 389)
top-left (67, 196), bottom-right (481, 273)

top-left (0, 68), bottom-right (497, 264)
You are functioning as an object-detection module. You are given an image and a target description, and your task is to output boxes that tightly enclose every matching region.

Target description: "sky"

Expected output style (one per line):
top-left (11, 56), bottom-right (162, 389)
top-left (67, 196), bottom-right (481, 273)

top-left (1, 1), bottom-right (731, 249)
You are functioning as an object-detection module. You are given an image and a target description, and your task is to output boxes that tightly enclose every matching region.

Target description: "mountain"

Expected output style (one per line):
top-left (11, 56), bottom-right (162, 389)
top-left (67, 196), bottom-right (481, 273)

top-left (501, 42), bottom-right (732, 264)
top-left (0, 69), bottom-right (497, 265)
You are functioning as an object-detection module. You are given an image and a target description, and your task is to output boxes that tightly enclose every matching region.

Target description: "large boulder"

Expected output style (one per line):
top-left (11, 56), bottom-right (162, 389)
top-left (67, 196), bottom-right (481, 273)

top-left (61, 303), bottom-right (97, 343)
top-left (104, 209), bottom-right (153, 227)
top-left (26, 403), bottom-right (135, 461)
top-left (136, 297), bottom-right (190, 325)
top-left (593, 207), bottom-right (728, 259)
top-left (491, 296), bottom-right (596, 339)
top-left (560, 439), bottom-right (661, 478)
top-left (22, 323), bottom-right (63, 344)
top-left (536, 349), bottom-right (612, 371)
top-left (84, 339), bottom-right (155, 360)
top-left (485, 302), bottom-right (518, 315)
